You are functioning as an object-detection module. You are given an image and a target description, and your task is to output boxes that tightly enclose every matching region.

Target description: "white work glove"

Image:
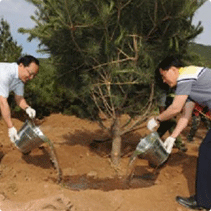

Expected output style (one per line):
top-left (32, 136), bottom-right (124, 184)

top-left (8, 127), bottom-right (20, 143)
top-left (26, 107), bottom-right (36, 119)
top-left (147, 117), bottom-right (159, 131)
top-left (163, 136), bottom-right (176, 154)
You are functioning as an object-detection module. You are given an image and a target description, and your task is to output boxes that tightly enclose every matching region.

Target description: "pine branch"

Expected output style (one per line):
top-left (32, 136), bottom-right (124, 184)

top-left (120, 82), bottom-right (155, 136)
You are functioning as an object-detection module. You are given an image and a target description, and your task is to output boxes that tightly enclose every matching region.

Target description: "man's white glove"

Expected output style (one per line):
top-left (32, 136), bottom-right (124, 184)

top-left (26, 107), bottom-right (36, 119)
top-left (8, 127), bottom-right (20, 143)
top-left (164, 136), bottom-right (176, 154)
top-left (147, 117), bottom-right (159, 131)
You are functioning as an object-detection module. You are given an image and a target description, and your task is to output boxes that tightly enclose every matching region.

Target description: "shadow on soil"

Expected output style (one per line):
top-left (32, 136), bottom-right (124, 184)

top-left (167, 152), bottom-right (197, 195)
top-left (59, 127), bottom-right (198, 193)
top-left (21, 147), bottom-right (54, 169)
top-left (58, 152), bottom-right (198, 193)
top-left (23, 120), bottom-right (198, 194)
top-left (61, 173), bottom-right (156, 191)
top-left (62, 128), bottom-right (147, 158)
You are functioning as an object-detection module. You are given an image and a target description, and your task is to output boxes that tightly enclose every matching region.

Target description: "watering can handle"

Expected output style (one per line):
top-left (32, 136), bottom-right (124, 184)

top-left (31, 119), bottom-right (37, 127)
top-left (26, 117), bottom-right (36, 128)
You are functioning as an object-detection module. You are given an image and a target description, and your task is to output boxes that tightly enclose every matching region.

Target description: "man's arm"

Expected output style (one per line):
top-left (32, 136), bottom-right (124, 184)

top-left (162, 100), bottom-right (195, 154)
top-left (171, 101), bottom-right (195, 138)
top-left (158, 95), bottom-right (188, 121)
top-left (0, 96), bottom-right (13, 128)
top-left (15, 95), bottom-right (36, 119)
top-left (15, 95), bottom-right (29, 110)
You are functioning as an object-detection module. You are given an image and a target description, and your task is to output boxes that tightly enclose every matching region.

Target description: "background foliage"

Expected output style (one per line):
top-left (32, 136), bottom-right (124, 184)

top-left (19, 0), bottom-right (206, 120)
top-left (0, 0), bottom-right (208, 121)
top-left (0, 18), bottom-right (22, 62)
top-left (0, 0), bottom-right (209, 164)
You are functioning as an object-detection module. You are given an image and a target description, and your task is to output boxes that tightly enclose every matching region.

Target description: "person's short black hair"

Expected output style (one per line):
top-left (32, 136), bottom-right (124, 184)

top-left (154, 55), bottom-right (183, 90)
top-left (155, 67), bottom-right (169, 90)
top-left (158, 55), bottom-right (183, 70)
top-left (17, 55), bottom-right (39, 67)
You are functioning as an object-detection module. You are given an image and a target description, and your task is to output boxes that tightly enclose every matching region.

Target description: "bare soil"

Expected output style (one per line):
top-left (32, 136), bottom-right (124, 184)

top-left (0, 113), bottom-right (207, 211)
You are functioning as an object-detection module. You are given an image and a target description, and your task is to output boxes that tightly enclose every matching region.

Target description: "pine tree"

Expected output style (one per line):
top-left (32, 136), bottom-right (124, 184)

top-left (20, 0), bottom-right (205, 166)
top-left (0, 18), bottom-right (22, 62)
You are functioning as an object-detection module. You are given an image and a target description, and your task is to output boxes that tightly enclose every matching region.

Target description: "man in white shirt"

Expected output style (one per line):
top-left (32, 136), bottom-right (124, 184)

top-left (0, 55), bottom-right (39, 143)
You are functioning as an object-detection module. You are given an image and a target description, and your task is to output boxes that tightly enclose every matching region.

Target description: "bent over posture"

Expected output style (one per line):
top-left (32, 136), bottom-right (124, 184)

top-left (147, 55), bottom-right (211, 210)
top-left (0, 55), bottom-right (39, 143)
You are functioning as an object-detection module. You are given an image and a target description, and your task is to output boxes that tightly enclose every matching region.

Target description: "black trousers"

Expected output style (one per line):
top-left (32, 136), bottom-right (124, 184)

top-left (196, 129), bottom-right (211, 209)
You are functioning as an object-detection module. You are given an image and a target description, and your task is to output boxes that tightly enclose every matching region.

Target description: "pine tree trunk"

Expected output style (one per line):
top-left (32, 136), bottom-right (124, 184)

top-left (111, 118), bottom-right (122, 167)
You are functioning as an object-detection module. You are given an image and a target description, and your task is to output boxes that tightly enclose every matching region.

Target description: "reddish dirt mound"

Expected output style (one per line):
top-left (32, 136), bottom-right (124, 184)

top-left (0, 113), bottom-right (207, 210)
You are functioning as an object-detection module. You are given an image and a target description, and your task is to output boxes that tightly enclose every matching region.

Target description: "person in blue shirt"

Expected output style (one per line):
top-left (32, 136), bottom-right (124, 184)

top-left (0, 55), bottom-right (39, 143)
